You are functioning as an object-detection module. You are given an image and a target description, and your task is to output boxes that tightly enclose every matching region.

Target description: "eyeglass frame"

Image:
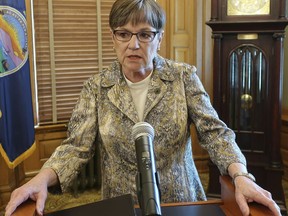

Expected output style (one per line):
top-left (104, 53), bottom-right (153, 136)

top-left (113, 30), bottom-right (160, 43)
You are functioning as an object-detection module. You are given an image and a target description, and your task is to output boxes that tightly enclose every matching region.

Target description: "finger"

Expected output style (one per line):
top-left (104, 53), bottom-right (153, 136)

top-left (251, 192), bottom-right (281, 215)
top-left (235, 194), bottom-right (250, 216)
top-left (269, 202), bottom-right (281, 216)
top-left (5, 200), bottom-right (23, 216)
top-left (257, 199), bottom-right (280, 216)
top-left (5, 192), bottom-right (29, 216)
top-left (35, 191), bottom-right (48, 216)
top-left (4, 205), bottom-right (15, 216)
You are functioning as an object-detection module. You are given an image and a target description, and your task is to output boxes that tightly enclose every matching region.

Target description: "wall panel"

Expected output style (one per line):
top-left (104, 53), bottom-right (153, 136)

top-left (23, 125), bottom-right (67, 178)
top-left (169, 0), bottom-right (195, 64)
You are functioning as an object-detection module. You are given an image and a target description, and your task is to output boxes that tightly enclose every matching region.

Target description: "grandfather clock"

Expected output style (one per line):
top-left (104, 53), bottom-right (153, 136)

top-left (206, 0), bottom-right (288, 213)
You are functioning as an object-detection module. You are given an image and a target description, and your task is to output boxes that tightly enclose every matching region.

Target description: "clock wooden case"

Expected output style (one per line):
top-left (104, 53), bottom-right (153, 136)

top-left (206, 0), bottom-right (288, 213)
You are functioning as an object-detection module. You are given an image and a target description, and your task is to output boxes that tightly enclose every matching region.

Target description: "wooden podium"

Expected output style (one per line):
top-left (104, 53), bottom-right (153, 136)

top-left (11, 176), bottom-right (274, 216)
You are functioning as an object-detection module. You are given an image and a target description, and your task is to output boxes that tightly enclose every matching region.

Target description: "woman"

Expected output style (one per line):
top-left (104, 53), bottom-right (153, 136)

top-left (5, 0), bottom-right (281, 215)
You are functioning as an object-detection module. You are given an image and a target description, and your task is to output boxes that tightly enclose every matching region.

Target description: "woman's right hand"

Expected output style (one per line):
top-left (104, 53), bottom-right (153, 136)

top-left (5, 168), bottom-right (58, 216)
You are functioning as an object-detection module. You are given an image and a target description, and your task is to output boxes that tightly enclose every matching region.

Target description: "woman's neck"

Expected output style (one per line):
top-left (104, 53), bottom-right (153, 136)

top-left (123, 69), bottom-right (153, 83)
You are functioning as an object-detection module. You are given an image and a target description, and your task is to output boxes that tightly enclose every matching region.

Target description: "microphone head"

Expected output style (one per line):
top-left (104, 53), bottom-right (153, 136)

top-left (132, 122), bottom-right (155, 141)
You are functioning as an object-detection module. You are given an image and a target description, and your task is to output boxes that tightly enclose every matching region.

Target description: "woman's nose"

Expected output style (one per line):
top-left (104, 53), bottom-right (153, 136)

top-left (128, 35), bottom-right (140, 49)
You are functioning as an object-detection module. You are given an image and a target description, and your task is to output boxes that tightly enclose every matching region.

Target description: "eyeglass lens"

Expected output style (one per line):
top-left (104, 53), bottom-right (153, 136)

top-left (114, 30), bottom-right (157, 42)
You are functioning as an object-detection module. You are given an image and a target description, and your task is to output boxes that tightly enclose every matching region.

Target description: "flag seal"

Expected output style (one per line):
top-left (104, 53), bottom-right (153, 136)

top-left (0, 6), bottom-right (28, 77)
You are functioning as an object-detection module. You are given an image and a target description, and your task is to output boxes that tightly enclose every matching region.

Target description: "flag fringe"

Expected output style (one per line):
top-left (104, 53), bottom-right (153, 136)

top-left (0, 142), bottom-right (36, 169)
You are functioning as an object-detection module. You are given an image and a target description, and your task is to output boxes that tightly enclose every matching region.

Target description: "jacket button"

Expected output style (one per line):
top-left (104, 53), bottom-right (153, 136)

top-left (155, 88), bottom-right (160, 94)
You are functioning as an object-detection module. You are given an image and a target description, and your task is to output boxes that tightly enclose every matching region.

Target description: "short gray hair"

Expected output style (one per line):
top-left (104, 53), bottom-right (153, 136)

top-left (109, 0), bottom-right (166, 31)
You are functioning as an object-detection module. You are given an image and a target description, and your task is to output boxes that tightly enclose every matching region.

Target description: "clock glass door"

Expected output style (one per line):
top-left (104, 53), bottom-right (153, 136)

top-left (228, 45), bottom-right (267, 152)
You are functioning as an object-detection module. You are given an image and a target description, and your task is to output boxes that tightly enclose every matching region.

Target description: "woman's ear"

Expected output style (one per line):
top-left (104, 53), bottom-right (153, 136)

top-left (110, 29), bottom-right (114, 38)
top-left (110, 29), bottom-right (116, 47)
top-left (157, 31), bottom-right (164, 51)
top-left (159, 30), bottom-right (164, 40)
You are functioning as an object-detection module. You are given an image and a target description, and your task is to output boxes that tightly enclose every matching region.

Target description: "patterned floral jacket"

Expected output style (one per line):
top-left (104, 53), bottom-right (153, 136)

top-left (43, 55), bottom-right (246, 203)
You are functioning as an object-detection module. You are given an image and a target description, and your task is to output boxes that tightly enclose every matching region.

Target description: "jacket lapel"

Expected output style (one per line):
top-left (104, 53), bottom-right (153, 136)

top-left (108, 78), bottom-right (139, 123)
top-left (103, 56), bottom-right (175, 123)
top-left (143, 75), bottom-right (167, 119)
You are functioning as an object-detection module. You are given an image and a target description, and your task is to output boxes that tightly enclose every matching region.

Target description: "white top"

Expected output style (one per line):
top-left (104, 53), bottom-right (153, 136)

top-left (125, 72), bottom-right (152, 121)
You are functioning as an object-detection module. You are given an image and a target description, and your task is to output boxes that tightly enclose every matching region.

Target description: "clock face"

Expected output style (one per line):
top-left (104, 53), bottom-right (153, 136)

top-left (227, 0), bottom-right (270, 16)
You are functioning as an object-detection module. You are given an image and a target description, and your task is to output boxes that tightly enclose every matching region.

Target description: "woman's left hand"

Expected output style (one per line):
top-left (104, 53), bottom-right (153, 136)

top-left (233, 176), bottom-right (281, 216)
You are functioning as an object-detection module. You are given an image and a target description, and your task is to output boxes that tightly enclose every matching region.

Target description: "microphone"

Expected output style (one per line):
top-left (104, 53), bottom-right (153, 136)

top-left (132, 122), bottom-right (161, 216)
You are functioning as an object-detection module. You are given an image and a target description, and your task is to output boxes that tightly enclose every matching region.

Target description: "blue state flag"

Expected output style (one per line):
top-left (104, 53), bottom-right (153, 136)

top-left (0, 0), bottom-right (35, 169)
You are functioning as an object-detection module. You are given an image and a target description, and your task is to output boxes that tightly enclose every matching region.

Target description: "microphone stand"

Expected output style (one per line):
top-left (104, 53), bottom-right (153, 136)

top-left (132, 122), bottom-right (162, 216)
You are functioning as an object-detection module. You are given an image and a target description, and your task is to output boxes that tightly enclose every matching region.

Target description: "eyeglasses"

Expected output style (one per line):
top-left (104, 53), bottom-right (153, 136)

top-left (113, 30), bottom-right (159, 43)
